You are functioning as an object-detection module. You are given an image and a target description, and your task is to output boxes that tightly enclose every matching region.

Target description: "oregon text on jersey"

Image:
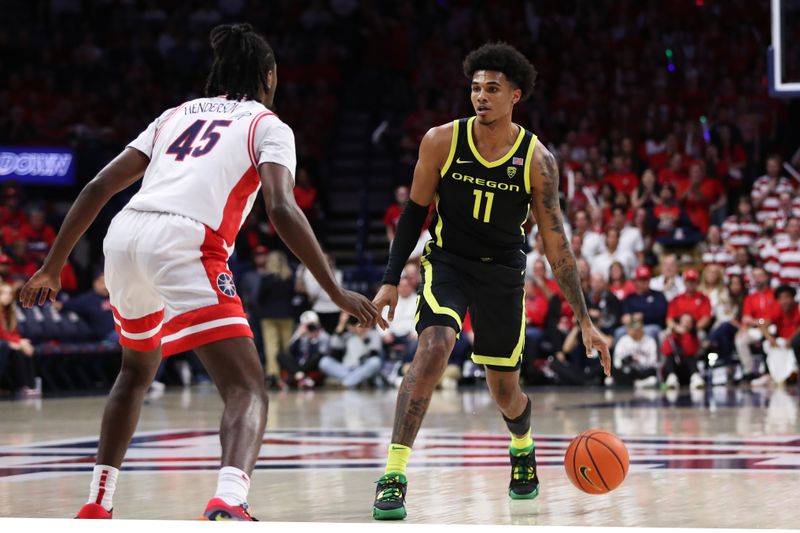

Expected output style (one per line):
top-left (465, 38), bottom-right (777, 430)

top-left (429, 116), bottom-right (537, 263)
top-left (448, 172), bottom-right (521, 192)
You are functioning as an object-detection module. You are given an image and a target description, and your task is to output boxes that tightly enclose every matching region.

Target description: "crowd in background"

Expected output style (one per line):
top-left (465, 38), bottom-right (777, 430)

top-left (2, 0), bottom-right (800, 397)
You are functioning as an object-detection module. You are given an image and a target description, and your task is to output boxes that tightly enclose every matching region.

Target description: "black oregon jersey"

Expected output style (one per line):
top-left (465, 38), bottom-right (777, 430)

top-left (430, 116), bottom-right (537, 263)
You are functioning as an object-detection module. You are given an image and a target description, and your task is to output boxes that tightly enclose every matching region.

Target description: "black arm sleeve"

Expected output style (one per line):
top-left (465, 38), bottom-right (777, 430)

top-left (381, 199), bottom-right (430, 286)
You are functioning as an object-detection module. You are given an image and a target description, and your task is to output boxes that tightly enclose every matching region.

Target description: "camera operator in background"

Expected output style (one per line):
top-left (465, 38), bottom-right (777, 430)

top-left (322, 312), bottom-right (384, 388)
top-left (279, 311), bottom-right (330, 389)
top-left (609, 313), bottom-right (658, 389)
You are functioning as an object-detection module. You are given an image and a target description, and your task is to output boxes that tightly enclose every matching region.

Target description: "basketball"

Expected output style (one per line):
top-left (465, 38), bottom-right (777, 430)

top-left (564, 430), bottom-right (629, 494)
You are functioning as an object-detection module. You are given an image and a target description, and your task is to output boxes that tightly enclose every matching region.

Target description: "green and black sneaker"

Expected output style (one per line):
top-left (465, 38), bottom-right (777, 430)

top-left (508, 443), bottom-right (540, 500)
top-left (372, 472), bottom-right (408, 520)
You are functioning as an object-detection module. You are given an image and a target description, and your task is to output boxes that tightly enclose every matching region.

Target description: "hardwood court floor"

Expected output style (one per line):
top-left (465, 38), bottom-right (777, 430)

top-left (1, 385), bottom-right (799, 527)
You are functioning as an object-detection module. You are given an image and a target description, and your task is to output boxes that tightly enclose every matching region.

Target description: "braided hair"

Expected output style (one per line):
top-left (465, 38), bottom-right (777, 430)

top-left (204, 23), bottom-right (275, 101)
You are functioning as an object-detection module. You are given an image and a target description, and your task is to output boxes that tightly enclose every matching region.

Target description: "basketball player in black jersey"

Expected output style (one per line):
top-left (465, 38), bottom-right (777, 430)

top-left (371, 43), bottom-right (611, 520)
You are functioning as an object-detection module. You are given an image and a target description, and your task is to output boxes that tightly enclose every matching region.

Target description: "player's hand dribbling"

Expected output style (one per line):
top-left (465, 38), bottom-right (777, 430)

top-left (19, 267), bottom-right (62, 308)
top-left (372, 284), bottom-right (398, 326)
top-left (332, 288), bottom-right (387, 330)
top-left (581, 321), bottom-right (612, 376)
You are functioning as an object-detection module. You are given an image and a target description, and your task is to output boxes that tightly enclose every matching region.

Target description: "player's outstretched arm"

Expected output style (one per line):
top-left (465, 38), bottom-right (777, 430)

top-left (259, 162), bottom-right (385, 329)
top-left (529, 143), bottom-right (611, 375)
top-left (19, 147), bottom-right (150, 308)
top-left (374, 125), bottom-right (450, 321)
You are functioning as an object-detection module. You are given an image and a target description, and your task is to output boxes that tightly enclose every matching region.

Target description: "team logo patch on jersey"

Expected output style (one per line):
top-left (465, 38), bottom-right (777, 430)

top-left (216, 272), bottom-right (237, 297)
top-left (506, 166), bottom-right (517, 178)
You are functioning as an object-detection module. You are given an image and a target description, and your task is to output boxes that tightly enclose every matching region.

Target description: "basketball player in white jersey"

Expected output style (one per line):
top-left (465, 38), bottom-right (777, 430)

top-left (19, 23), bottom-right (384, 521)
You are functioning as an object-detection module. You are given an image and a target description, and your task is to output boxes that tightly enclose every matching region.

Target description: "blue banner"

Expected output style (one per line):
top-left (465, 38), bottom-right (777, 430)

top-left (0, 146), bottom-right (76, 185)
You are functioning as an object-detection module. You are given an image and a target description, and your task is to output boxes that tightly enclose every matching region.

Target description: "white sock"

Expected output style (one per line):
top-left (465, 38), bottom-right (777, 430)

top-left (88, 464), bottom-right (119, 511)
top-left (214, 466), bottom-right (250, 506)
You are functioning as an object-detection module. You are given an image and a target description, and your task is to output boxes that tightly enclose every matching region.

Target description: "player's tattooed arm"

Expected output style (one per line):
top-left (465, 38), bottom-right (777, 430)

top-left (530, 144), bottom-right (590, 326)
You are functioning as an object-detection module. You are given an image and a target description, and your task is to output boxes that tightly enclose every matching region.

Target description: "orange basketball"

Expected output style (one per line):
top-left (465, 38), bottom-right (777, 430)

top-left (564, 429), bottom-right (629, 494)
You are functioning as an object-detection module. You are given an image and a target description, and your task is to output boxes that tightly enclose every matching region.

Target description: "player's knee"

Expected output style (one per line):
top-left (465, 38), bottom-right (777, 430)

top-left (119, 361), bottom-right (158, 389)
top-left (225, 380), bottom-right (268, 410)
top-left (416, 335), bottom-right (452, 373)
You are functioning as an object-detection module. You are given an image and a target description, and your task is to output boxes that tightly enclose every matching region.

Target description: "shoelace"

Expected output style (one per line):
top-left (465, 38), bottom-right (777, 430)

top-left (231, 503), bottom-right (258, 521)
top-left (376, 477), bottom-right (404, 502)
top-left (511, 454), bottom-right (536, 481)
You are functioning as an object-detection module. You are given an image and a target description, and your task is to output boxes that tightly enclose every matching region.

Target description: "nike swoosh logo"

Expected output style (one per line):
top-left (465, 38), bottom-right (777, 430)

top-left (579, 465), bottom-right (602, 490)
top-left (456, 158), bottom-right (473, 164)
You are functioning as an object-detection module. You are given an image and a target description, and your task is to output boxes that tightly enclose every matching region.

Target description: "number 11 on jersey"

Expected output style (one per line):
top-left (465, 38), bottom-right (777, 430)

top-left (472, 190), bottom-right (494, 223)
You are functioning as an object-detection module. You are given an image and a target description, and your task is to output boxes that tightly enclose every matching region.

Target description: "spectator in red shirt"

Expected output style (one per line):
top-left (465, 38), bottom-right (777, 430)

top-left (608, 261), bottom-right (636, 302)
top-left (787, 288), bottom-right (800, 378)
top-left (21, 207), bottom-right (56, 245)
top-left (0, 283), bottom-right (37, 397)
top-left (603, 155), bottom-right (639, 196)
top-left (7, 239), bottom-right (38, 283)
top-left (657, 153), bottom-right (687, 187)
top-left (383, 185), bottom-right (409, 242)
top-left (0, 187), bottom-right (29, 230)
top-left (524, 259), bottom-right (572, 361)
top-left (292, 167), bottom-right (319, 224)
top-left (764, 286), bottom-right (800, 345)
top-left (679, 163), bottom-right (726, 234)
top-left (667, 269), bottom-right (712, 332)
top-left (714, 124), bottom-right (746, 189)
top-left (734, 267), bottom-right (775, 379)
top-left (662, 314), bottom-right (704, 389)
top-left (760, 286), bottom-right (800, 387)
top-left (653, 184), bottom-right (681, 239)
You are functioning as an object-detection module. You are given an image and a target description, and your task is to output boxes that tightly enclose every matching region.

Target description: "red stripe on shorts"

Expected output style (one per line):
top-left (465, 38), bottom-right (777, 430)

top-left (111, 307), bottom-right (164, 334)
top-left (161, 323), bottom-right (253, 357)
top-left (161, 302), bottom-right (248, 338)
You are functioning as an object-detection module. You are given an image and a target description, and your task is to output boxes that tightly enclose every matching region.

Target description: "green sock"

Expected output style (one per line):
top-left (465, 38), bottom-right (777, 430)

top-left (385, 443), bottom-right (412, 475)
top-left (510, 429), bottom-right (533, 452)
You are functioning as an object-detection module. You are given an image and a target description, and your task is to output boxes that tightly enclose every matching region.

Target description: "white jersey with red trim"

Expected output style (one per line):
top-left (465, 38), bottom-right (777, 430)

top-left (126, 97), bottom-right (295, 248)
top-left (752, 175), bottom-right (794, 223)
top-left (777, 238), bottom-right (800, 288)
top-left (721, 216), bottom-right (760, 250)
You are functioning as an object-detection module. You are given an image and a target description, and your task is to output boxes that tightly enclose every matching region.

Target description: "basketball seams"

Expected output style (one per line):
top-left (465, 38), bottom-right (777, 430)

top-left (571, 436), bottom-right (582, 492)
top-left (586, 434), bottom-right (628, 477)
top-left (583, 436), bottom-right (611, 492)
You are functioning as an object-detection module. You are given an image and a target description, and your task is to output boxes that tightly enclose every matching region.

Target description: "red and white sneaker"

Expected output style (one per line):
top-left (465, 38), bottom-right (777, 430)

top-left (201, 498), bottom-right (257, 521)
top-left (75, 502), bottom-right (112, 519)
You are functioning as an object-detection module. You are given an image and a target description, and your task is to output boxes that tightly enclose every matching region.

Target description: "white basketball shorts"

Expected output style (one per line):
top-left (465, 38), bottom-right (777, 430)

top-left (103, 208), bottom-right (252, 356)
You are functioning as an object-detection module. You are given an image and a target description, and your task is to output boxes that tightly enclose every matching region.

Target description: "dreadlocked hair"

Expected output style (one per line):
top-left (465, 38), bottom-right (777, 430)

top-left (463, 42), bottom-right (537, 101)
top-left (204, 23), bottom-right (275, 101)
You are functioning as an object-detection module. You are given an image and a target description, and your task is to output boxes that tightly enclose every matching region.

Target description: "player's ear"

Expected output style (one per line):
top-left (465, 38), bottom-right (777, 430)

top-left (512, 87), bottom-right (521, 105)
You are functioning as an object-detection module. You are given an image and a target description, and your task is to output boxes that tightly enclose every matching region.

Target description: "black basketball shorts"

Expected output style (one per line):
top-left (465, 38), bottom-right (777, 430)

top-left (415, 243), bottom-right (526, 371)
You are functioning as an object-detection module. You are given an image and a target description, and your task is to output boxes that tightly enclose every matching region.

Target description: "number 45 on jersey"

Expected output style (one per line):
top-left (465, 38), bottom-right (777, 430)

top-left (167, 119), bottom-right (231, 161)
